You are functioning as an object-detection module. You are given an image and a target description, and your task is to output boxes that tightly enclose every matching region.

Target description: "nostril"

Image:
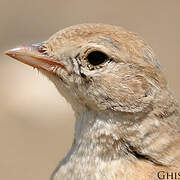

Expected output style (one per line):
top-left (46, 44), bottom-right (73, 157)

top-left (38, 47), bottom-right (47, 54)
top-left (32, 42), bottom-right (48, 55)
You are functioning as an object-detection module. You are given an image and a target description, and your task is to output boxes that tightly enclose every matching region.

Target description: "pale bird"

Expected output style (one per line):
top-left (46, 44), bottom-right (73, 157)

top-left (5, 24), bottom-right (180, 180)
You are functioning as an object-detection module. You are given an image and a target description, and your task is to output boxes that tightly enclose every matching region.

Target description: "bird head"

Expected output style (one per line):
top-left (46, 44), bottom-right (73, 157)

top-left (5, 24), bottom-right (167, 113)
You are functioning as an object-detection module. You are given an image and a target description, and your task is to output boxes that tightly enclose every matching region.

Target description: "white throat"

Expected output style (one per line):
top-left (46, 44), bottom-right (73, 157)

top-left (51, 105), bottom-right (180, 180)
top-left (51, 108), bottom-right (149, 180)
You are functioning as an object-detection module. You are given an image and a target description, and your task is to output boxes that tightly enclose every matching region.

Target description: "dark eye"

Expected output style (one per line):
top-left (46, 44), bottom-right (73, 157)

top-left (86, 51), bottom-right (108, 66)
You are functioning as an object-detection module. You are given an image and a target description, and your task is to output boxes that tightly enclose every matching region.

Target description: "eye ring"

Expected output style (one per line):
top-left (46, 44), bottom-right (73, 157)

top-left (86, 50), bottom-right (108, 66)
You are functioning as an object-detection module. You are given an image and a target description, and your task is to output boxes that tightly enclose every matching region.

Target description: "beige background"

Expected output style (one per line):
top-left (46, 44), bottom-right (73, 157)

top-left (0, 0), bottom-right (180, 179)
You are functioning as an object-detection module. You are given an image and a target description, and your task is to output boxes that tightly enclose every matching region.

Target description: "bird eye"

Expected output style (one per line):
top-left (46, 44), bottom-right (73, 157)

top-left (86, 51), bottom-right (108, 66)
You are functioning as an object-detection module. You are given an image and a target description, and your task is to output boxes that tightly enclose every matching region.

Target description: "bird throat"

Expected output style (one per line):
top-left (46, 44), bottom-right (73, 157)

top-left (51, 104), bottom-right (180, 180)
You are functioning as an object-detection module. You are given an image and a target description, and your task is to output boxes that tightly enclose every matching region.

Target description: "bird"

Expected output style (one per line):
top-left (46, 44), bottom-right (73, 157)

top-left (5, 23), bottom-right (180, 180)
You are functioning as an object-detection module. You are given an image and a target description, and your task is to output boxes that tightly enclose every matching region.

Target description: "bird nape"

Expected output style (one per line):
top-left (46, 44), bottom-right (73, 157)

top-left (5, 23), bottom-right (180, 180)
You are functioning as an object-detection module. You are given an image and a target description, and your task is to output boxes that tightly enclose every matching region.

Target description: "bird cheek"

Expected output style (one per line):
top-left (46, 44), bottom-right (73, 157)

top-left (89, 74), bottom-right (154, 112)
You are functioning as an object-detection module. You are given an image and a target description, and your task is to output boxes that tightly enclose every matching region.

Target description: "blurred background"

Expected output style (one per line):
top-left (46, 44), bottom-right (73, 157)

top-left (0, 0), bottom-right (180, 179)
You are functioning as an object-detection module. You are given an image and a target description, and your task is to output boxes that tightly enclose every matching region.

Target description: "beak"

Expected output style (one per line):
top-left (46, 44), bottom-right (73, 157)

top-left (5, 42), bottom-right (67, 74)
